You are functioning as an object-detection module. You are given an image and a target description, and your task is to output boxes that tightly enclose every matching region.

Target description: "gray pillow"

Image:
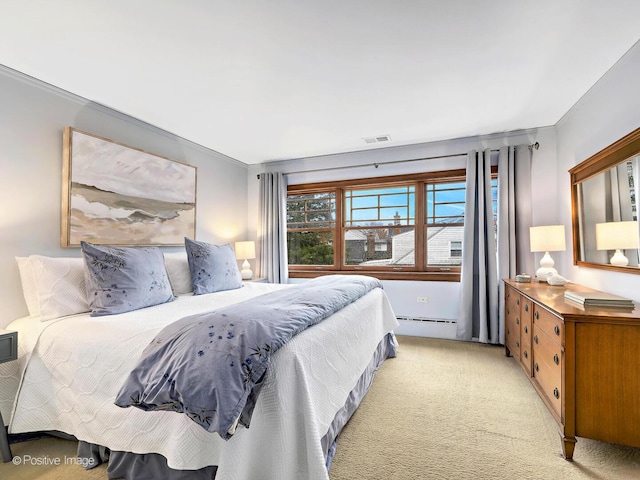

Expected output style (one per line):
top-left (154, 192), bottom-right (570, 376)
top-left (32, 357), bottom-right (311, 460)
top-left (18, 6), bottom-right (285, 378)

top-left (184, 238), bottom-right (243, 294)
top-left (81, 242), bottom-right (175, 316)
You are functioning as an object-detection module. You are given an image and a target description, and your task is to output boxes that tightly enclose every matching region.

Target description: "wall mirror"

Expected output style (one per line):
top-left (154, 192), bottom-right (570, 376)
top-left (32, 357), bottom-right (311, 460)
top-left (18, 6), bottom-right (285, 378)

top-left (570, 126), bottom-right (640, 274)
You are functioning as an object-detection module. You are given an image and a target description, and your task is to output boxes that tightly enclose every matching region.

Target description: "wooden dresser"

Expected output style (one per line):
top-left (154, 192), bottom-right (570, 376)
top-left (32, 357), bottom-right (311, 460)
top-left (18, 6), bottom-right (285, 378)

top-left (503, 279), bottom-right (640, 460)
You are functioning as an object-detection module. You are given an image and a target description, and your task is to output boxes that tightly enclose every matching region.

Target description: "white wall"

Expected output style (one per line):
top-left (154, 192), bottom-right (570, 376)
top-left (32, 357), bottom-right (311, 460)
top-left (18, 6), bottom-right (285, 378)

top-left (0, 67), bottom-right (249, 328)
top-left (249, 127), bottom-right (558, 338)
top-left (556, 40), bottom-right (640, 300)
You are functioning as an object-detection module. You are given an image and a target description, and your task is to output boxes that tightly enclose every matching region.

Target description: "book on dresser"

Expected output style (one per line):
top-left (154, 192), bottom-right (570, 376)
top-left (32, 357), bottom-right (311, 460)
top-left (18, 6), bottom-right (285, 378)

top-left (563, 290), bottom-right (634, 307)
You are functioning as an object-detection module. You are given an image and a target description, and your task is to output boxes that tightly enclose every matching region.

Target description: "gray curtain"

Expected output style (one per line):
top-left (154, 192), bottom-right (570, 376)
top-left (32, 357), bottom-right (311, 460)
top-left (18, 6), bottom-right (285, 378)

top-left (258, 172), bottom-right (288, 283)
top-left (458, 149), bottom-right (499, 343)
top-left (496, 146), bottom-right (533, 345)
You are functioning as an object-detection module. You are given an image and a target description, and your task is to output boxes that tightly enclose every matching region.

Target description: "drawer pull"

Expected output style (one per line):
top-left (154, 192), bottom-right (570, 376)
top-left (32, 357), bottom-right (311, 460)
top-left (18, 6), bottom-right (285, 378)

top-left (553, 353), bottom-right (559, 365)
top-left (524, 325), bottom-right (528, 334)
top-left (517, 298), bottom-right (520, 305)
top-left (506, 328), bottom-right (510, 335)
top-left (553, 387), bottom-right (559, 399)
top-left (554, 325), bottom-right (560, 336)
top-left (534, 311), bottom-right (539, 320)
top-left (523, 350), bottom-right (528, 359)
top-left (534, 335), bottom-right (538, 344)
top-left (524, 304), bottom-right (529, 312)
top-left (534, 362), bottom-right (539, 372)
top-left (516, 341), bottom-right (520, 348)
top-left (516, 317), bottom-right (520, 325)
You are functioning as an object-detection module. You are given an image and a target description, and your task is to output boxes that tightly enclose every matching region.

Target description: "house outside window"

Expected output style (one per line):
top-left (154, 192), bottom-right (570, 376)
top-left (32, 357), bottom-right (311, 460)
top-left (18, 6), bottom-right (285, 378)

top-left (450, 241), bottom-right (463, 259)
top-left (286, 169), bottom-right (497, 281)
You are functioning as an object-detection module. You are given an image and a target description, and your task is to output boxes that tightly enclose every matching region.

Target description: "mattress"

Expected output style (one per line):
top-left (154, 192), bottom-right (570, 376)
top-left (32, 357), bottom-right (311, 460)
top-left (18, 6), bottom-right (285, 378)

top-left (1, 281), bottom-right (398, 479)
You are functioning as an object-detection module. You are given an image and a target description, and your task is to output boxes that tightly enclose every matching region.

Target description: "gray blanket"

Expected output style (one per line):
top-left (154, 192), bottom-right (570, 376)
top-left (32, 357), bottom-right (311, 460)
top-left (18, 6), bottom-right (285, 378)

top-left (114, 274), bottom-right (382, 439)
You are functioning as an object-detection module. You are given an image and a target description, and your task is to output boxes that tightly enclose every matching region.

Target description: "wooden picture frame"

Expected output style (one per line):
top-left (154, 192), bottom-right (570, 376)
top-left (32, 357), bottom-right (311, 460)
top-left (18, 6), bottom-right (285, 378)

top-left (61, 127), bottom-right (197, 247)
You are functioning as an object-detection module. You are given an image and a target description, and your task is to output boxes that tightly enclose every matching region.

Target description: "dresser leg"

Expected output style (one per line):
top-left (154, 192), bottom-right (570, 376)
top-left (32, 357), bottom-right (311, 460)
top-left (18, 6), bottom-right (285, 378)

top-left (505, 345), bottom-right (511, 357)
top-left (560, 434), bottom-right (576, 460)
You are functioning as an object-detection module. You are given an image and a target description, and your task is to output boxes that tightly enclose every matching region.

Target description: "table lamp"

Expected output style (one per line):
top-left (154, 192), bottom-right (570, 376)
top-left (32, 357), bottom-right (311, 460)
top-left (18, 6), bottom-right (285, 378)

top-left (235, 241), bottom-right (256, 280)
top-left (530, 225), bottom-right (566, 282)
top-left (595, 221), bottom-right (640, 266)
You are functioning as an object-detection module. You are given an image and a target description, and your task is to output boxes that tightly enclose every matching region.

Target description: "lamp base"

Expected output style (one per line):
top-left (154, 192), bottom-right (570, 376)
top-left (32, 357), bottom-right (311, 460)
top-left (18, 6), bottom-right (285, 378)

top-left (240, 259), bottom-right (253, 280)
top-left (610, 249), bottom-right (629, 266)
top-left (535, 251), bottom-right (557, 282)
top-left (535, 266), bottom-right (558, 282)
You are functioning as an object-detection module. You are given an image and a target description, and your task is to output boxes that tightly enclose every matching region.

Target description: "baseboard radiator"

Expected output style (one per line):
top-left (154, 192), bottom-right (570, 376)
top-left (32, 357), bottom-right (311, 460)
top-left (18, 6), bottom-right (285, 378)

top-left (396, 316), bottom-right (457, 324)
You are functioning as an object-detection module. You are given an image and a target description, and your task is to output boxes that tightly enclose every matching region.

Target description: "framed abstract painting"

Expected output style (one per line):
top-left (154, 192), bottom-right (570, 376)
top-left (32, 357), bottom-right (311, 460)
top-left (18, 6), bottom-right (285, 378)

top-left (61, 127), bottom-right (197, 247)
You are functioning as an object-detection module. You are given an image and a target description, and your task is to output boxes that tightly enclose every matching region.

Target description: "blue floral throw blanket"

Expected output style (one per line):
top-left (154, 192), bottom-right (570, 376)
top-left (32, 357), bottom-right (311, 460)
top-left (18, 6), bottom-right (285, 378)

top-left (114, 274), bottom-right (382, 439)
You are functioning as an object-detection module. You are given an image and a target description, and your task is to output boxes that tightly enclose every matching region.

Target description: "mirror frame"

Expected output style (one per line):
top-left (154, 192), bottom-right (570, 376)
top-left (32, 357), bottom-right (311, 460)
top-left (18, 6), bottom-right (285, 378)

top-left (569, 126), bottom-right (640, 274)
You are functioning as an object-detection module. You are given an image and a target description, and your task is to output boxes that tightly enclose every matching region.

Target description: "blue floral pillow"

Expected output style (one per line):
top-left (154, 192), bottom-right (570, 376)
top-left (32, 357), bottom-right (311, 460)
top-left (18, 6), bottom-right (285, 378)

top-left (81, 242), bottom-right (175, 316)
top-left (184, 238), bottom-right (243, 295)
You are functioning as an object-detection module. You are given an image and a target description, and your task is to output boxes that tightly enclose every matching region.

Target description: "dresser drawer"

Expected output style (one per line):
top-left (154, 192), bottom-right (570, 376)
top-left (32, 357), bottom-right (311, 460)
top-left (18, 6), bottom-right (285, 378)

top-left (506, 287), bottom-right (520, 313)
top-left (533, 354), bottom-right (562, 418)
top-left (533, 327), bottom-right (562, 376)
top-left (520, 298), bottom-right (532, 343)
top-left (504, 286), bottom-right (521, 356)
top-left (520, 342), bottom-right (532, 375)
top-left (519, 298), bottom-right (533, 373)
top-left (505, 283), bottom-right (517, 302)
top-left (533, 305), bottom-right (563, 346)
top-left (505, 291), bottom-right (520, 325)
top-left (506, 322), bottom-right (520, 358)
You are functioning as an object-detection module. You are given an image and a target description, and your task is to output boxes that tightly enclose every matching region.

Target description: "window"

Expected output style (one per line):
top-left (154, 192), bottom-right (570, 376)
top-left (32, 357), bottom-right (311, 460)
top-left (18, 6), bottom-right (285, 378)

top-left (344, 186), bottom-right (415, 266)
top-left (425, 180), bottom-right (465, 268)
top-left (286, 169), bottom-right (497, 281)
top-left (286, 191), bottom-right (337, 267)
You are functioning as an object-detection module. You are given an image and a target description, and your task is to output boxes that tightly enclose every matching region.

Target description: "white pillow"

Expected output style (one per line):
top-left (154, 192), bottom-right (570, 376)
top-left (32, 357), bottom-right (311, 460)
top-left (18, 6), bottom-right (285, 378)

top-left (16, 256), bottom-right (40, 317)
top-left (164, 252), bottom-right (193, 295)
top-left (16, 255), bottom-right (90, 321)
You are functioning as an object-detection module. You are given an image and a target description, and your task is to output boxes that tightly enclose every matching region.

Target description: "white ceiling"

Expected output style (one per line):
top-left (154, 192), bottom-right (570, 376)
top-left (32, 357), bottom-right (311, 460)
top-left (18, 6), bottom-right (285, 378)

top-left (1, 1), bottom-right (640, 165)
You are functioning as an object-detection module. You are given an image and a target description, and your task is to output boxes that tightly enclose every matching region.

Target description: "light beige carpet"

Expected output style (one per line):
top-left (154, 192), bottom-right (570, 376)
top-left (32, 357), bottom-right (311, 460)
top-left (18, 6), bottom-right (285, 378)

top-left (330, 336), bottom-right (640, 480)
top-left (1, 335), bottom-right (639, 479)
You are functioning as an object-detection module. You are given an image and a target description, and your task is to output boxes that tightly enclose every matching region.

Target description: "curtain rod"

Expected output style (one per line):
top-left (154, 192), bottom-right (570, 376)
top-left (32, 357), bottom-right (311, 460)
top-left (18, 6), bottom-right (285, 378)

top-left (257, 142), bottom-right (539, 179)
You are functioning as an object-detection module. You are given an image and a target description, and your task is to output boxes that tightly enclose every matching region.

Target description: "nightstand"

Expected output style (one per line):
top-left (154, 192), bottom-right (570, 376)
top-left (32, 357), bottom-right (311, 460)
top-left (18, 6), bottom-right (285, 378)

top-left (0, 329), bottom-right (17, 463)
top-left (244, 278), bottom-right (267, 283)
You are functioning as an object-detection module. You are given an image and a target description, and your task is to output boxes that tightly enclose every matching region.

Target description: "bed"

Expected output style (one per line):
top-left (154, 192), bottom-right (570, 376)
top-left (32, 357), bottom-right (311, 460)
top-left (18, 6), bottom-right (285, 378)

top-left (0, 248), bottom-right (398, 479)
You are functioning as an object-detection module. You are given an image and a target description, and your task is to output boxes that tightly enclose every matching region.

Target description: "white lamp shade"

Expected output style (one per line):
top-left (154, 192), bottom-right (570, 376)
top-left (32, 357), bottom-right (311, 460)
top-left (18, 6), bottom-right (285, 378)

top-left (235, 241), bottom-right (256, 260)
top-left (595, 221), bottom-right (640, 250)
top-left (529, 225), bottom-right (566, 253)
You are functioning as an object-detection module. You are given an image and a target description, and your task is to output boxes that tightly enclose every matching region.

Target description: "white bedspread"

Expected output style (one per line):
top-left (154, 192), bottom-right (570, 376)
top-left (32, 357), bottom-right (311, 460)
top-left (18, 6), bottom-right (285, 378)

top-left (2, 282), bottom-right (398, 479)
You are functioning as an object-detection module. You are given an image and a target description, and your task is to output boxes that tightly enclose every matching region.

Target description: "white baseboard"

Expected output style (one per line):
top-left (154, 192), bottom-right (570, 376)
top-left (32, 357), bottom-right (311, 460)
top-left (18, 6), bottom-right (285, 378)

top-left (394, 318), bottom-right (457, 339)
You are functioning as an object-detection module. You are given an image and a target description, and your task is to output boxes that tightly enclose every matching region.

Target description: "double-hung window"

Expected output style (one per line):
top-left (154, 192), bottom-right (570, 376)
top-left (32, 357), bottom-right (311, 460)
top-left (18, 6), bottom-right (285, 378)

top-left (286, 191), bottom-right (337, 267)
top-left (286, 169), bottom-right (497, 281)
top-left (424, 179), bottom-right (465, 269)
top-left (344, 185), bottom-right (415, 267)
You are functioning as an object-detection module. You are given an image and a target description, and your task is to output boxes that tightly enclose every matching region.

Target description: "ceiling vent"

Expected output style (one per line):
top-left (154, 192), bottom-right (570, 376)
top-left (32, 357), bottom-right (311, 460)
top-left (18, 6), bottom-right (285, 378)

top-left (363, 134), bottom-right (391, 144)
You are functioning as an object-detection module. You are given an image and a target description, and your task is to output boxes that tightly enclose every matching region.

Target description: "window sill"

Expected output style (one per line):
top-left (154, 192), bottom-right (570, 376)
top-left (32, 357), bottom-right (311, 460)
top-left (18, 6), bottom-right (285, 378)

top-left (288, 270), bottom-right (461, 282)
